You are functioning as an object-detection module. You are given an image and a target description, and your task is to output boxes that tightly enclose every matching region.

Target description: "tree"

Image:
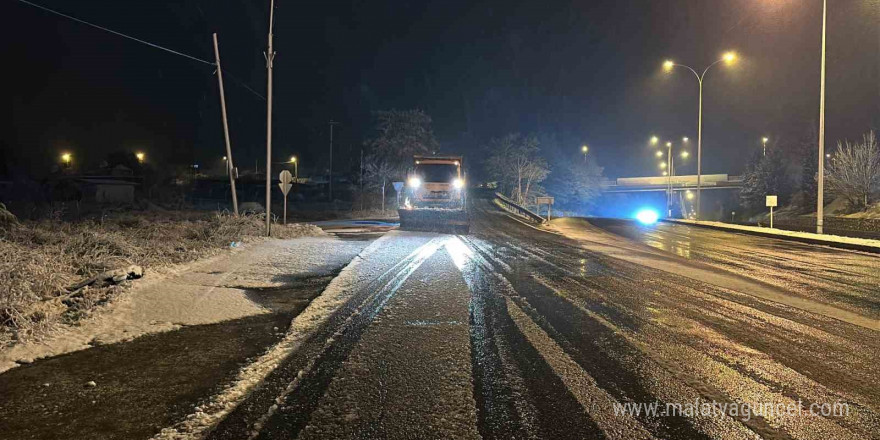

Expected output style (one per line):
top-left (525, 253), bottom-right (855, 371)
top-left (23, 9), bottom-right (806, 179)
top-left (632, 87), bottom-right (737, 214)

top-left (364, 109), bottom-right (439, 175)
top-left (362, 153), bottom-right (396, 211)
top-left (825, 131), bottom-right (879, 212)
top-left (486, 133), bottom-right (549, 205)
top-left (740, 148), bottom-right (793, 211)
top-left (545, 156), bottom-right (604, 214)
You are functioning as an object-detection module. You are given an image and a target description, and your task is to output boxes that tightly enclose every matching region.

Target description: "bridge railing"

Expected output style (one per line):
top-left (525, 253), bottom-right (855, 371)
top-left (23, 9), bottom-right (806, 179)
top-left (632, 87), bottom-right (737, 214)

top-left (493, 192), bottom-right (546, 224)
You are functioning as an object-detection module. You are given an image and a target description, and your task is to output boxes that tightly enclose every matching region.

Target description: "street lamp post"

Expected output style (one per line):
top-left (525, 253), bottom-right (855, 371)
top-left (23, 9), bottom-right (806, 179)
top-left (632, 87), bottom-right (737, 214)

top-left (762, 137), bottom-right (769, 156)
top-left (816, 0), bottom-right (827, 234)
top-left (581, 145), bottom-right (589, 163)
top-left (290, 156), bottom-right (298, 194)
top-left (664, 51), bottom-right (736, 221)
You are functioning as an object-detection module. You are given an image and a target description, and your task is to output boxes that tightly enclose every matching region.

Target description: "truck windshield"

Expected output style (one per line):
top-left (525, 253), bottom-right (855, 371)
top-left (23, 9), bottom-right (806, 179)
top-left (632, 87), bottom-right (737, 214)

top-left (416, 163), bottom-right (458, 182)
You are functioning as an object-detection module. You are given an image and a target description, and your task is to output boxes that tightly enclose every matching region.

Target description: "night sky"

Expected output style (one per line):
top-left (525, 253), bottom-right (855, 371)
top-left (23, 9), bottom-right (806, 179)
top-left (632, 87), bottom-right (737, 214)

top-left (4, 0), bottom-right (879, 179)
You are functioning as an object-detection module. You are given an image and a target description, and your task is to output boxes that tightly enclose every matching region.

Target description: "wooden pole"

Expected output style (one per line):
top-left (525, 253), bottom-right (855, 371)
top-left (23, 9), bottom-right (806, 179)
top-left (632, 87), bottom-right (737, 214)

top-left (265, 0), bottom-right (276, 236)
top-left (212, 33), bottom-right (239, 216)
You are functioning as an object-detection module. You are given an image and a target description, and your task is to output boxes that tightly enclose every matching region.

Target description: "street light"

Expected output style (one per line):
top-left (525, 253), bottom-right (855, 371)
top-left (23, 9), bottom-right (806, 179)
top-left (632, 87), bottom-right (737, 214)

top-left (61, 152), bottom-right (72, 168)
top-left (650, 136), bottom-right (659, 145)
top-left (682, 137), bottom-right (689, 142)
top-left (136, 152), bottom-right (145, 163)
top-left (816, 0), bottom-right (828, 234)
top-left (663, 51), bottom-right (737, 220)
top-left (290, 156), bottom-right (299, 189)
top-left (762, 137), bottom-right (769, 156)
top-left (656, 150), bottom-right (664, 157)
top-left (681, 151), bottom-right (689, 158)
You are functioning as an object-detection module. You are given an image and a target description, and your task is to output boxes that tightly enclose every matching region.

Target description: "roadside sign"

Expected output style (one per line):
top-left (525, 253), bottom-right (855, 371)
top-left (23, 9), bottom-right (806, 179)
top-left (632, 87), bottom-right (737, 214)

top-left (536, 197), bottom-right (554, 221)
top-left (279, 170), bottom-right (293, 185)
top-left (766, 195), bottom-right (777, 229)
top-left (392, 181), bottom-right (404, 193)
top-left (279, 170), bottom-right (293, 224)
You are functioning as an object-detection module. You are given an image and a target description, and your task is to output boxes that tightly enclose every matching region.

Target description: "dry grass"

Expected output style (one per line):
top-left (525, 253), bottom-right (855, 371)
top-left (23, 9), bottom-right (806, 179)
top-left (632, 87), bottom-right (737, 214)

top-left (0, 211), bottom-right (323, 346)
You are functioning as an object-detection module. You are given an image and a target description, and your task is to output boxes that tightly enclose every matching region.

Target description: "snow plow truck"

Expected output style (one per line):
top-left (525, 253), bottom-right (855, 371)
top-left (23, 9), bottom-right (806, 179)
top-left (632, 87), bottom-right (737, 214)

top-left (398, 155), bottom-right (469, 233)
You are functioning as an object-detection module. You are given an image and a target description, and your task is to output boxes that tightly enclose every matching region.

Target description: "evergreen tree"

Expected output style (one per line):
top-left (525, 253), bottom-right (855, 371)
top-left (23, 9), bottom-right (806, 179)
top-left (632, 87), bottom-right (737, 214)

top-left (740, 148), bottom-right (793, 212)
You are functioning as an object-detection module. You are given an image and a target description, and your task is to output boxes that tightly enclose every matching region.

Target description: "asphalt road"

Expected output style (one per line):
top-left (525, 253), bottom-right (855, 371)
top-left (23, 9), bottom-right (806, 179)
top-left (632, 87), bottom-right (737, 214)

top-left (2, 200), bottom-right (878, 439)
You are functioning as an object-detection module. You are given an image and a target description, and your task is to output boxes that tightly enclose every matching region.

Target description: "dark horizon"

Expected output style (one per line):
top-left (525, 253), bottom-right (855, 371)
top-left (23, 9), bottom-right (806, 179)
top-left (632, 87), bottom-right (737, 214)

top-left (4, 0), bottom-right (879, 180)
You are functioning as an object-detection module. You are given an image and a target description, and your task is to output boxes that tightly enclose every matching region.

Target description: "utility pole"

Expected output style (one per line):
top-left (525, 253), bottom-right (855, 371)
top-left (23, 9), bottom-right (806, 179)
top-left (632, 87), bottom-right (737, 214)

top-left (328, 120), bottom-right (339, 202)
top-left (264, 0), bottom-right (276, 236)
top-left (816, 0), bottom-right (827, 234)
top-left (212, 33), bottom-right (239, 216)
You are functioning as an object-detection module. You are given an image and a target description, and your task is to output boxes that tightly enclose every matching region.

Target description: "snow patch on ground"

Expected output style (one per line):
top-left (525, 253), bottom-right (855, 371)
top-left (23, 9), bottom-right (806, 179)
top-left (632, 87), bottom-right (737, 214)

top-left (0, 236), bottom-right (368, 373)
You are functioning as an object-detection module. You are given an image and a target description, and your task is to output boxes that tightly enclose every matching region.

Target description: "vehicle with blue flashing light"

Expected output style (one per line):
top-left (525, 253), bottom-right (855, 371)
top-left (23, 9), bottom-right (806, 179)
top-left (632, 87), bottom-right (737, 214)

top-left (399, 155), bottom-right (469, 233)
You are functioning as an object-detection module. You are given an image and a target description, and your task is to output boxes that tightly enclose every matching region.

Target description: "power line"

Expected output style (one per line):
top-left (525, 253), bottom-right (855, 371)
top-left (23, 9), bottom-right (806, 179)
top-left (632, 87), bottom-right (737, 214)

top-left (16, 0), bottom-right (214, 66)
top-left (16, 0), bottom-right (265, 101)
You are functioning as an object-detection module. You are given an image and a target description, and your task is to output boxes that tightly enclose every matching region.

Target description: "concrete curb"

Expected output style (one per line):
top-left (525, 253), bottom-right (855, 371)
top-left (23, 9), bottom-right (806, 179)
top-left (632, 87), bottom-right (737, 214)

top-left (663, 219), bottom-right (880, 254)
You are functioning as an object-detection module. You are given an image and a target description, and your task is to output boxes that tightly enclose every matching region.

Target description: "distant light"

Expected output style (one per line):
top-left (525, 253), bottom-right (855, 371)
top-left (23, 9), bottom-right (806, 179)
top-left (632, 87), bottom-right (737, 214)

top-left (222, 156), bottom-right (227, 161)
top-left (61, 153), bottom-right (71, 164)
top-left (666, 141), bottom-right (672, 147)
top-left (681, 151), bottom-right (689, 158)
top-left (453, 178), bottom-right (464, 189)
top-left (723, 51), bottom-right (737, 63)
top-left (136, 152), bottom-right (145, 163)
top-left (686, 192), bottom-right (694, 200)
top-left (290, 156), bottom-right (297, 163)
top-left (659, 162), bottom-right (667, 169)
top-left (581, 145), bottom-right (589, 153)
top-left (762, 137), bottom-right (769, 143)
top-left (663, 60), bottom-right (674, 71)
top-left (662, 171), bottom-right (668, 176)
top-left (636, 209), bottom-right (659, 225)
top-left (825, 153), bottom-right (831, 158)
top-left (408, 176), bottom-right (421, 188)
top-left (656, 151), bottom-right (663, 157)
top-left (682, 137), bottom-right (689, 142)
top-left (650, 136), bottom-right (659, 145)
top-left (454, 161), bottom-right (460, 166)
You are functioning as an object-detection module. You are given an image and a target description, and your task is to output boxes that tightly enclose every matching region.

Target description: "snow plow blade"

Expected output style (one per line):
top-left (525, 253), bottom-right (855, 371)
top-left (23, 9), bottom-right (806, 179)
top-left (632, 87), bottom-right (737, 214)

top-left (398, 208), bottom-right (469, 234)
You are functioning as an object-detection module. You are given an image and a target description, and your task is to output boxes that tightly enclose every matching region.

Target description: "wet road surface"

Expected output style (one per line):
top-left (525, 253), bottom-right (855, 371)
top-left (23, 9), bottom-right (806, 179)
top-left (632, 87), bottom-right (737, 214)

top-left (1, 201), bottom-right (878, 439)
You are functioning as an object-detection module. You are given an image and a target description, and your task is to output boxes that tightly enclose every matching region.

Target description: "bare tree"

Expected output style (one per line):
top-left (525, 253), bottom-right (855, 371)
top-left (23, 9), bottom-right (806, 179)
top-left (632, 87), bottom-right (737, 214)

top-left (486, 133), bottom-right (549, 205)
top-left (362, 153), bottom-right (396, 211)
top-left (826, 131), bottom-right (879, 212)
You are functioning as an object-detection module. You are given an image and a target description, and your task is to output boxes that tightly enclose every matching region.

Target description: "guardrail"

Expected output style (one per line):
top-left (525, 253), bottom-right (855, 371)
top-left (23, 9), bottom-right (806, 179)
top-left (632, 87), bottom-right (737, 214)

top-left (493, 192), bottom-right (546, 224)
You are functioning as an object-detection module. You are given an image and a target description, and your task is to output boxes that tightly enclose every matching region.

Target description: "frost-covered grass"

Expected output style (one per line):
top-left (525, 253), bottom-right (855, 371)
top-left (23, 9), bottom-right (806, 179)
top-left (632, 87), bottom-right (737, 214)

top-left (0, 211), bottom-right (324, 346)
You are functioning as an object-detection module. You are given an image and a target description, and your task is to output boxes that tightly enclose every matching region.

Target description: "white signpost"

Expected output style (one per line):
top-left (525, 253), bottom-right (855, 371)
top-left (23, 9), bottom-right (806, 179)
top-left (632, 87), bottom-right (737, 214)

top-left (536, 196), bottom-right (555, 221)
top-left (279, 170), bottom-right (293, 225)
top-left (766, 195), bottom-right (778, 228)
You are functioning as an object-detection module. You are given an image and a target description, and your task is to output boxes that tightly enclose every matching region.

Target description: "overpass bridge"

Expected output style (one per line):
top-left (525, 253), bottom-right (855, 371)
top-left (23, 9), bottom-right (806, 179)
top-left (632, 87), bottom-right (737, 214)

top-left (596, 174), bottom-right (743, 220)
top-left (602, 174), bottom-right (743, 193)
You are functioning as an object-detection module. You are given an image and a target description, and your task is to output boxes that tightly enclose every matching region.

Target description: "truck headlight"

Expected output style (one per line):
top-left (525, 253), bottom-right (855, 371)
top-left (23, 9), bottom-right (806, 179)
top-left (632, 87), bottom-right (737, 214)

top-left (453, 178), bottom-right (464, 189)
top-left (408, 177), bottom-right (421, 188)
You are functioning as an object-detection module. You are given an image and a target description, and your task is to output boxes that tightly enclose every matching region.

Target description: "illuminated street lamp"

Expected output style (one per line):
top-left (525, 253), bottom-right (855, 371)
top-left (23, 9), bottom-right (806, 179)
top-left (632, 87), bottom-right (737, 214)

top-left (581, 145), bottom-right (589, 163)
top-left (61, 152), bottom-right (72, 165)
top-left (650, 136), bottom-right (659, 145)
top-left (656, 151), bottom-right (664, 158)
top-left (663, 51), bottom-right (737, 220)
top-left (136, 152), bottom-right (145, 163)
top-left (762, 137), bottom-right (769, 156)
top-left (290, 156), bottom-right (299, 189)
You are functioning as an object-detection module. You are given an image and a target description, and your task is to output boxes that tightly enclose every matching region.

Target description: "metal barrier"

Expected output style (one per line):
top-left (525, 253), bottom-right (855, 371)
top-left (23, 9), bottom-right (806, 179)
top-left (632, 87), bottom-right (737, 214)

top-left (493, 192), bottom-right (546, 224)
